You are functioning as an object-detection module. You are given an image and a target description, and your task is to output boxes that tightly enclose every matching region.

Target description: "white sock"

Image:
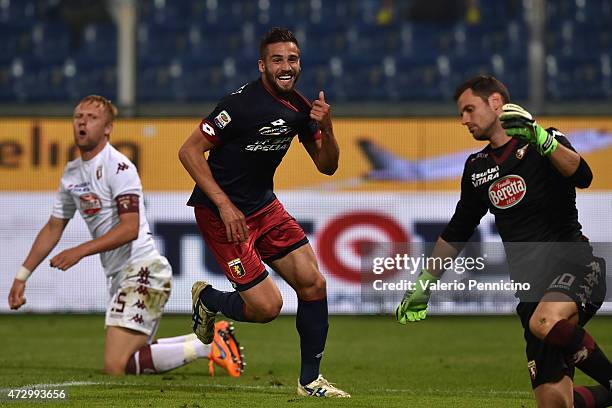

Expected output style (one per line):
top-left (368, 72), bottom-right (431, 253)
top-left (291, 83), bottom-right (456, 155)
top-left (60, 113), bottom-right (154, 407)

top-left (149, 340), bottom-right (211, 373)
top-left (156, 333), bottom-right (199, 344)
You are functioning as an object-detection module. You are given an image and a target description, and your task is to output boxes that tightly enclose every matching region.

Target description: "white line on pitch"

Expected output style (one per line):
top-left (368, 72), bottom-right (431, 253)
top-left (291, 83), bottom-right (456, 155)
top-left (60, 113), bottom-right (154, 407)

top-left (1, 381), bottom-right (532, 398)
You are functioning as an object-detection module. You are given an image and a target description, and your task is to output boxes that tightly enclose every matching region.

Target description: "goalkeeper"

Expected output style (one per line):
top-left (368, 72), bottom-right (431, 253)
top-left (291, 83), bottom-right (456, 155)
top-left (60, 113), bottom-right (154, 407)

top-left (397, 75), bottom-right (611, 407)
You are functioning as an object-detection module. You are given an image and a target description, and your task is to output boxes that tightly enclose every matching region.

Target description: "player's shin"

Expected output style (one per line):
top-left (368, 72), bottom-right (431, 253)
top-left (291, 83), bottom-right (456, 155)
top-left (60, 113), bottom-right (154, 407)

top-left (200, 287), bottom-right (248, 321)
top-left (125, 341), bottom-right (210, 374)
top-left (544, 319), bottom-right (612, 389)
top-left (296, 297), bottom-right (329, 386)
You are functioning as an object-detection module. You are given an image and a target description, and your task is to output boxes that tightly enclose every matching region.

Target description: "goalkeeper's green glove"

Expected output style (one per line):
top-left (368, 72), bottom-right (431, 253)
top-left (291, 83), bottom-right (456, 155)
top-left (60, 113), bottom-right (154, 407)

top-left (499, 103), bottom-right (558, 156)
top-left (395, 269), bottom-right (439, 324)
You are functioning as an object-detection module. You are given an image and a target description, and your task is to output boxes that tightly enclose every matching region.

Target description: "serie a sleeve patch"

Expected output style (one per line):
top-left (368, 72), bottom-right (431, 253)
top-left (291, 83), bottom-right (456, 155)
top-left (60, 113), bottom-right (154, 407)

top-left (116, 194), bottom-right (140, 214)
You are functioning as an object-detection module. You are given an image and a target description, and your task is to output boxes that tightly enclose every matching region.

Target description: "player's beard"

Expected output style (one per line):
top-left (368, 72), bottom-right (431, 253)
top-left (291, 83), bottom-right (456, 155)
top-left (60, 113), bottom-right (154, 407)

top-left (264, 67), bottom-right (300, 96)
top-left (471, 119), bottom-right (497, 141)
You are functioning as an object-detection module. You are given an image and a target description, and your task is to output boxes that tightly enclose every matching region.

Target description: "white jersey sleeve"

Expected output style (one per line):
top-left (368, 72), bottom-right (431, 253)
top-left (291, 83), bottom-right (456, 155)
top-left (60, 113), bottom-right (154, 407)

top-left (51, 172), bottom-right (77, 220)
top-left (107, 157), bottom-right (142, 199)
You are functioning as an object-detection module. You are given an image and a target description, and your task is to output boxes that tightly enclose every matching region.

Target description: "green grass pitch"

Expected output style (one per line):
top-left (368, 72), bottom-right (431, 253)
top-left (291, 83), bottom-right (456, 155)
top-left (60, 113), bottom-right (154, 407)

top-left (1, 314), bottom-right (610, 407)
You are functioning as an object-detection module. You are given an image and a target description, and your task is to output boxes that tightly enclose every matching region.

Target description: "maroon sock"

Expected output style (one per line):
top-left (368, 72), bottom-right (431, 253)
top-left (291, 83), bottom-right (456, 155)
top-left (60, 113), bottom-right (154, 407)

top-left (545, 320), bottom-right (611, 389)
top-left (125, 345), bottom-right (156, 375)
top-left (574, 385), bottom-right (612, 408)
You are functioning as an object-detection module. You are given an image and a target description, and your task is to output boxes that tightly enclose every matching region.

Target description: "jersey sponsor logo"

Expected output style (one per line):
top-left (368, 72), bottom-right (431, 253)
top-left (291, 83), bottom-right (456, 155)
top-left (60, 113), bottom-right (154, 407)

top-left (116, 162), bottom-right (129, 174)
top-left (214, 110), bottom-right (232, 129)
top-left (245, 136), bottom-right (293, 151)
top-left (68, 182), bottom-right (90, 193)
top-left (259, 118), bottom-right (293, 136)
top-left (201, 120), bottom-right (216, 137)
top-left (471, 165), bottom-right (499, 187)
top-left (487, 174), bottom-right (526, 209)
top-left (469, 152), bottom-right (488, 162)
top-left (79, 192), bottom-right (102, 215)
top-left (228, 258), bottom-right (246, 279)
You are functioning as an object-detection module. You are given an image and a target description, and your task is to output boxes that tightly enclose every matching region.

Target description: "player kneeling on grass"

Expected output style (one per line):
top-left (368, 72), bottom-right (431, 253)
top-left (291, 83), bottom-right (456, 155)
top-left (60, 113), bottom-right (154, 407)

top-left (396, 76), bottom-right (612, 408)
top-left (7, 95), bottom-right (243, 378)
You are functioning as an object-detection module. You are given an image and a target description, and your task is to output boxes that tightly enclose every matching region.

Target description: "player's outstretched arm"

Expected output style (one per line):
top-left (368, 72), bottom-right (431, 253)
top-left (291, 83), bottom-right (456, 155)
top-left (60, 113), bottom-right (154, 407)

top-left (179, 127), bottom-right (248, 243)
top-left (396, 237), bottom-right (458, 324)
top-left (8, 216), bottom-right (69, 309)
top-left (304, 91), bottom-right (339, 175)
top-left (51, 212), bottom-right (139, 271)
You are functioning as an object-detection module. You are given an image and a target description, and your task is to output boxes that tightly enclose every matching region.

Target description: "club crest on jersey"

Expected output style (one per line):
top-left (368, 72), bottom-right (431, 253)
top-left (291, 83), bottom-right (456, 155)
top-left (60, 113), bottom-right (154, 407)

top-left (259, 118), bottom-right (292, 136)
top-left (228, 258), bottom-right (246, 279)
top-left (214, 110), bottom-right (232, 129)
top-left (79, 193), bottom-right (102, 215)
top-left (488, 175), bottom-right (526, 209)
top-left (96, 165), bottom-right (103, 180)
top-left (516, 144), bottom-right (529, 159)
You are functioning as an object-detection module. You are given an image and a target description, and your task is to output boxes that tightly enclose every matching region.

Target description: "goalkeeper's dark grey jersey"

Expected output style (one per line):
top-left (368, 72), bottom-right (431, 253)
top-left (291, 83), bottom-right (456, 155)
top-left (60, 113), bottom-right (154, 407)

top-left (441, 132), bottom-right (591, 244)
top-left (441, 131), bottom-right (595, 299)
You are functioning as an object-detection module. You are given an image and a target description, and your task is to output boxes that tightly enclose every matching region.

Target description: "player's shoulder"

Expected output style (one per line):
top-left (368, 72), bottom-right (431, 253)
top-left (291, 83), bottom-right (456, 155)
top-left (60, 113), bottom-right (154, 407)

top-left (465, 145), bottom-right (490, 166)
top-left (103, 144), bottom-right (139, 179)
top-left (105, 144), bottom-right (135, 166)
top-left (218, 80), bottom-right (259, 106)
top-left (64, 156), bottom-right (81, 172)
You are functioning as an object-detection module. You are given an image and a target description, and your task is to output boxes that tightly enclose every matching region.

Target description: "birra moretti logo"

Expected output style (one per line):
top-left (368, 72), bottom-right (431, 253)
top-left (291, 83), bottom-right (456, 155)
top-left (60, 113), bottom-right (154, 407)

top-left (488, 175), bottom-right (526, 209)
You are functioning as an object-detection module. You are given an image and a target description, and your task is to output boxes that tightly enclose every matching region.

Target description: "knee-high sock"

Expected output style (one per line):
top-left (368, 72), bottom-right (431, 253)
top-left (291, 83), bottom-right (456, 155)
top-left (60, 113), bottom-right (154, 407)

top-left (200, 286), bottom-right (248, 321)
top-left (544, 319), bottom-right (612, 389)
top-left (296, 297), bottom-right (329, 386)
top-left (155, 333), bottom-right (198, 344)
top-left (125, 340), bottom-right (210, 374)
top-left (574, 385), bottom-right (612, 408)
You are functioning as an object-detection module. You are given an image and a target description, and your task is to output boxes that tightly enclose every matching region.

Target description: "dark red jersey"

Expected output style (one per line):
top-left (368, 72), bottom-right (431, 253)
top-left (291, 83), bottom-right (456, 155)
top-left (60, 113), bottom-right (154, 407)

top-left (187, 79), bottom-right (320, 215)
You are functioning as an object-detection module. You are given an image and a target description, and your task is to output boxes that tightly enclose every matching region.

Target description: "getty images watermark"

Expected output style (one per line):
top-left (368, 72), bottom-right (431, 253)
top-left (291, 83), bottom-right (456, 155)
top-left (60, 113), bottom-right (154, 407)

top-left (369, 253), bottom-right (531, 293)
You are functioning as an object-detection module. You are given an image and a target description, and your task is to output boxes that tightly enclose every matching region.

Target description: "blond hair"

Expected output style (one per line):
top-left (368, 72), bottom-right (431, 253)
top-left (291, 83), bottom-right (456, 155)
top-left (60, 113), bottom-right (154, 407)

top-left (77, 95), bottom-right (118, 124)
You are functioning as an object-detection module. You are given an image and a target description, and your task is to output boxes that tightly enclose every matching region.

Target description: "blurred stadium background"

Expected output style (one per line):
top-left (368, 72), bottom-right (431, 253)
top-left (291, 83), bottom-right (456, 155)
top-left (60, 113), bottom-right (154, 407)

top-left (1, 0), bottom-right (611, 316)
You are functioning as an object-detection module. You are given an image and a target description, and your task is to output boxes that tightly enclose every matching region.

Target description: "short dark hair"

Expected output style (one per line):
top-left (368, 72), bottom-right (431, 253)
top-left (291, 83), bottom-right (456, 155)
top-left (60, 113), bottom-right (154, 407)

top-left (453, 75), bottom-right (510, 104)
top-left (259, 27), bottom-right (299, 58)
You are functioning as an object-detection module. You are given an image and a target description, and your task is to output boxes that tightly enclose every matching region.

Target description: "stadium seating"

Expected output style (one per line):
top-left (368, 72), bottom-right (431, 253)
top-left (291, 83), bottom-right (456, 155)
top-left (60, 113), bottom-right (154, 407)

top-left (1, 0), bottom-right (610, 103)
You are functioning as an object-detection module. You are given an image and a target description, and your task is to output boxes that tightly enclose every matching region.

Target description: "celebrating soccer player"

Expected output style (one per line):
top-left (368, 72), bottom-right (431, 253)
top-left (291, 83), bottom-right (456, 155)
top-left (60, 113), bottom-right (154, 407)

top-left (179, 27), bottom-right (349, 397)
top-left (396, 75), bottom-right (611, 407)
top-left (8, 95), bottom-right (244, 377)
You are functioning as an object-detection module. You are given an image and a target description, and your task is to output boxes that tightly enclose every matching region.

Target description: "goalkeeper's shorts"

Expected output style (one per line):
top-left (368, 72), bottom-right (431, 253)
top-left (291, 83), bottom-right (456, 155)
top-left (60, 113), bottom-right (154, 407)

top-left (105, 256), bottom-right (172, 337)
top-left (515, 256), bottom-right (606, 389)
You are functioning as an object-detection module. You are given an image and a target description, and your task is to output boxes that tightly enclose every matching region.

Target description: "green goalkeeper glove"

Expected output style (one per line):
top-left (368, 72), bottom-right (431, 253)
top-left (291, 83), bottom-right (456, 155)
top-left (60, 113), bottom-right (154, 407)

top-left (499, 103), bottom-right (558, 156)
top-left (395, 269), bottom-right (439, 324)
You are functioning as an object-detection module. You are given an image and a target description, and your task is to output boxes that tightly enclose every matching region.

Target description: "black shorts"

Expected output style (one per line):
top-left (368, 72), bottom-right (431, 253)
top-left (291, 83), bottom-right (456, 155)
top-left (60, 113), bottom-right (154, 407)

top-left (515, 257), bottom-right (606, 389)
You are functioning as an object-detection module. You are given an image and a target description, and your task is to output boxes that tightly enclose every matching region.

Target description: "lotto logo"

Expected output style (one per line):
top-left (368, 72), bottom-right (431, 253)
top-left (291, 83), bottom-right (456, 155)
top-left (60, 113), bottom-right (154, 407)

top-left (201, 121), bottom-right (216, 137)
